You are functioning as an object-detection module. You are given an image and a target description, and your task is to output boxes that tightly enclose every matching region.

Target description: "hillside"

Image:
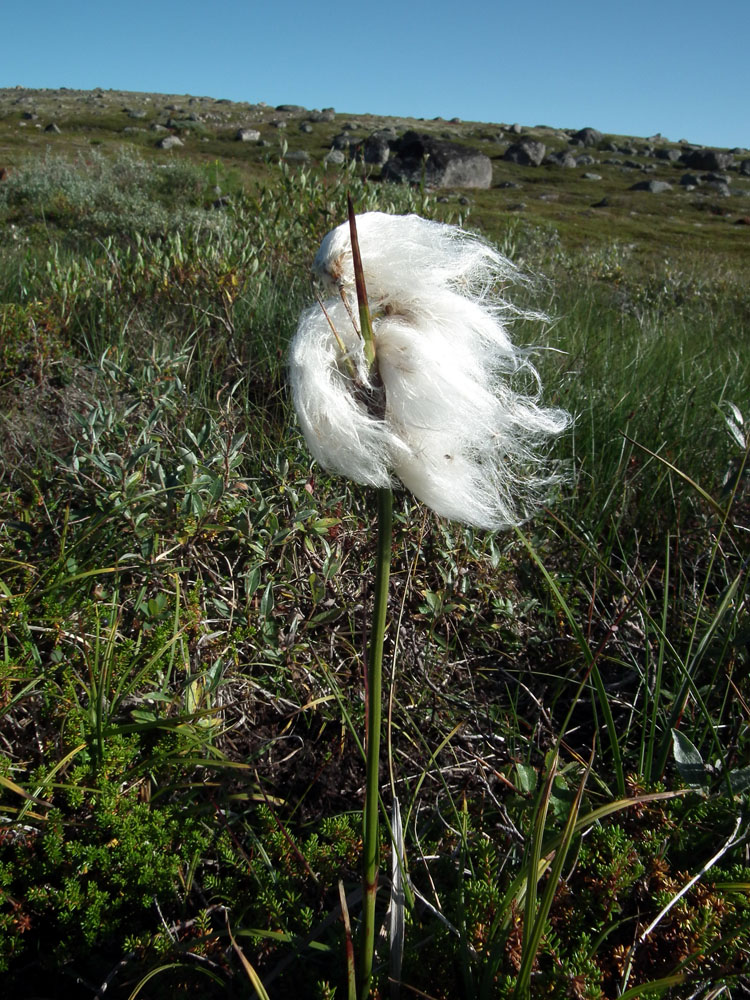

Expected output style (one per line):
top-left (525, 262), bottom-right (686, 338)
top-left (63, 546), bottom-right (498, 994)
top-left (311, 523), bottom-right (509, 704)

top-left (1, 85), bottom-right (749, 271)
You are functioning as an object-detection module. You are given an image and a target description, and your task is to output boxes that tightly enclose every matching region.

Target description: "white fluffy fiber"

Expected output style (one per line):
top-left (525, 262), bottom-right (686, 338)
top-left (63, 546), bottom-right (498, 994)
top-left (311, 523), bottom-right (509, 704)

top-left (289, 212), bottom-right (570, 530)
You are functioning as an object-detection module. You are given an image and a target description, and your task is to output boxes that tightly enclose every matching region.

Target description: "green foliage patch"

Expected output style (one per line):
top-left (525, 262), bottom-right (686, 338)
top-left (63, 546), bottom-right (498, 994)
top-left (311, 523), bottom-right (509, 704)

top-left (0, 142), bottom-right (748, 998)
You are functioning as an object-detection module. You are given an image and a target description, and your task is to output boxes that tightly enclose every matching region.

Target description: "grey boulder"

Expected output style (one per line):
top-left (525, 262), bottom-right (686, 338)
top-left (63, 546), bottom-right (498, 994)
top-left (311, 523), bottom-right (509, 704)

top-left (503, 139), bottom-right (546, 166)
top-left (383, 131), bottom-right (492, 188)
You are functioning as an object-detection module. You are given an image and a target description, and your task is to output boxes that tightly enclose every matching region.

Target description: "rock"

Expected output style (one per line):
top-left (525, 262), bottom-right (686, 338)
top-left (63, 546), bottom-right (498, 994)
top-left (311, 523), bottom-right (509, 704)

top-left (545, 150), bottom-right (577, 168)
top-left (705, 180), bottom-right (731, 197)
top-left (656, 147), bottom-right (681, 161)
top-left (734, 217), bottom-right (750, 225)
top-left (740, 159), bottom-right (750, 176)
top-left (449, 117), bottom-right (462, 124)
top-left (299, 122), bottom-right (313, 133)
top-left (576, 154), bottom-right (597, 166)
top-left (510, 123), bottom-right (522, 134)
top-left (283, 149), bottom-right (310, 163)
top-left (308, 108), bottom-right (336, 123)
top-left (680, 173), bottom-right (702, 187)
top-left (629, 179), bottom-right (672, 193)
top-left (324, 149), bottom-right (345, 165)
top-left (44, 122), bottom-right (61, 133)
top-left (592, 197), bottom-right (610, 207)
top-left (156, 134), bottom-right (183, 149)
top-left (276, 104), bottom-right (307, 113)
top-left (701, 172), bottom-right (730, 184)
top-left (682, 148), bottom-right (734, 171)
top-left (498, 180), bottom-right (522, 189)
top-left (150, 123), bottom-right (168, 132)
top-left (359, 133), bottom-right (391, 166)
top-left (236, 128), bottom-right (260, 142)
top-left (538, 192), bottom-right (559, 201)
top-left (382, 131), bottom-right (492, 188)
top-left (331, 132), bottom-right (356, 151)
top-left (271, 120), bottom-right (287, 129)
top-left (128, 109), bottom-right (147, 119)
top-left (583, 172), bottom-right (602, 180)
top-left (503, 140), bottom-right (546, 166)
top-left (571, 127), bottom-right (602, 147)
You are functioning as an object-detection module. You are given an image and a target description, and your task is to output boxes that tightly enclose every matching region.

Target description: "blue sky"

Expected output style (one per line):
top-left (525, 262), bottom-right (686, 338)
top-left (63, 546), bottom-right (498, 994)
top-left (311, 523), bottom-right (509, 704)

top-left (5, 0), bottom-right (748, 149)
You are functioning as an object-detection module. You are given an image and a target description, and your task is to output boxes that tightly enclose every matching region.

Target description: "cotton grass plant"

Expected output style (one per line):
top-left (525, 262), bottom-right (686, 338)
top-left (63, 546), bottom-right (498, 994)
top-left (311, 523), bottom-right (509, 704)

top-left (290, 201), bottom-right (570, 997)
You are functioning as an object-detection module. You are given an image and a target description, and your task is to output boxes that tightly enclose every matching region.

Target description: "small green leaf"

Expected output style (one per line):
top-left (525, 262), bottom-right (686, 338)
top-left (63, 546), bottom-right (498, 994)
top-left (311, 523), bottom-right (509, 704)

top-left (516, 762), bottom-right (537, 794)
top-left (671, 729), bottom-right (708, 787)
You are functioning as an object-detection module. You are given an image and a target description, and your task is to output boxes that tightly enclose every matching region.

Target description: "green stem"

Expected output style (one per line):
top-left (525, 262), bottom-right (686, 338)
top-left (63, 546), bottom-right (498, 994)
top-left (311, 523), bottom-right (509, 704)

top-left (347, 194), bottom-right (376, 369)
top-left (360, 485), bottom-right (393, 999)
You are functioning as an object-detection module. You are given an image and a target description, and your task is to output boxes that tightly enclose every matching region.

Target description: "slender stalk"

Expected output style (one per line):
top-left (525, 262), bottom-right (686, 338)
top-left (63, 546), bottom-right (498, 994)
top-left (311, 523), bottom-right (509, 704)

top-left (347, 194), bottom-right (376, 368)
top-left (360, 484), bottom-right (392, 998)
top-left (346, 200), bottom-right (393, 998)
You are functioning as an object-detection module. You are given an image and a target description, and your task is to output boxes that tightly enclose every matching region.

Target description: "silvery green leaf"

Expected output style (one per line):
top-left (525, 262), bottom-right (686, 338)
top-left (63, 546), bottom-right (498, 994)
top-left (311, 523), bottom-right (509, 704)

top-left (672, 729), bottom-right (708, 787)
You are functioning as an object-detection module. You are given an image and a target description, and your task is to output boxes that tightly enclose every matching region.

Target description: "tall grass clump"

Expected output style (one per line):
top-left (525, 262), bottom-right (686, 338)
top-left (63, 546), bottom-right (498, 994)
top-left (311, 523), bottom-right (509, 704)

top-left (1, 148), bottom-right (749, 998)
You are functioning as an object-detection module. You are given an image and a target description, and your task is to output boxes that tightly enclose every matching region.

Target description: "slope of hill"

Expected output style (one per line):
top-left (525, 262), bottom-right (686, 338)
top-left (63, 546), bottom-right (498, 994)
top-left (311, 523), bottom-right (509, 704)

top-left (1, 85), bottom-right (749, 270)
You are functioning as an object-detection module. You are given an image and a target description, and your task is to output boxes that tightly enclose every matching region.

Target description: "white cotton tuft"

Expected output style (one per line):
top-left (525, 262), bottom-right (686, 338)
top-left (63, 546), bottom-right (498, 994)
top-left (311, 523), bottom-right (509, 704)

top-left (290, 212), bottom-right (570, 530)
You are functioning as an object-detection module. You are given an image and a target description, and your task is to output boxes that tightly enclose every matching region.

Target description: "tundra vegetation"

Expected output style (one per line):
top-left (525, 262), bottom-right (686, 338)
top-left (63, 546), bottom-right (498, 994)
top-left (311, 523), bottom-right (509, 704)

top-left (0, 92), bottom-right (749, 999)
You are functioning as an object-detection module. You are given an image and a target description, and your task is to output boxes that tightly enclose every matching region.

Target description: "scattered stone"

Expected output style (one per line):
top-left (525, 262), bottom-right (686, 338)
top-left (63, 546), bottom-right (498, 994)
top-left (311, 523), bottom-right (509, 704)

top-left (150, 123), bottom-right (168, 132)
top-left (705, 180), bottom-right (731, 197)
top-left (383, 131), bottom-right (492, 188)
top-left (324, 149), bottom-right (345, 165)
top-left (545, 150), bottom-right (577, 168)
top-left (283, 149), bottom-right (310, 163)
top-left (21, 111), bottom-right (37, 120)
top-left (308, 109), bottom-right (335, 123)
top-left (44, 122), bottom-right (61, 133)
top-left (503, 139), bottom-right (546, 166)
top-left (359, 133), bottom-right (391, 166)
top-left (576, 154), bottom-right (597, 166)
top-left (682, 148), bottom-right (734, 171)
top-left (592, 197), bottom-right (609, 207)
top-left (156, 134), bottom-right (183, 149)
top-left (270, 120), bottom-right (287, 129)
top-left (331, 132), bottom-right (355, 151)
top-left (680, 173), bottom-right (702, 187)
top-left (236, 128), bottom-right (260, 142)
top-left (656, 147), bottom-right (681, 161)
top-left (299, 122), bottom-right (313, 133)
top-left (128, 109), bottom-right (147, 119)
top-left (571, 127), bottom-right (602, 147)
top-left (702, 171), bottom-right (730, 184)
top-left (582, 172), bottom-right (602, 180)
top-left (629, 179), bottom-right (672, 193)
